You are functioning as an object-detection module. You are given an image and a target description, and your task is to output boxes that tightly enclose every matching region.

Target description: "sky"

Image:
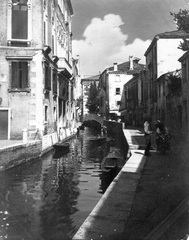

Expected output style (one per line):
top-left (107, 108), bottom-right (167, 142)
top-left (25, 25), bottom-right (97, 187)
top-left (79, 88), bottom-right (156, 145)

top-left (71, 0), bottom-right (189, 77)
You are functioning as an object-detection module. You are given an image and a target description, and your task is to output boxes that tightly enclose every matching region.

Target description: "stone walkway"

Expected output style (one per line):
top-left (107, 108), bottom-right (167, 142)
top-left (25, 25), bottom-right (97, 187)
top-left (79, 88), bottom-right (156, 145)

top-left (122, 132), bottom-right (189, 240)
top-left (73, 128), bottom-right (189, 240)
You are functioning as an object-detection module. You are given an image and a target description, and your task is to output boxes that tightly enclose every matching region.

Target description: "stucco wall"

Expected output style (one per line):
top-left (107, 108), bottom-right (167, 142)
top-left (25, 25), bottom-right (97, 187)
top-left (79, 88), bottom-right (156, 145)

top-left (108, 74), bottom-right (132, 114)
top-left (157, 39), bottom-right (184, 77)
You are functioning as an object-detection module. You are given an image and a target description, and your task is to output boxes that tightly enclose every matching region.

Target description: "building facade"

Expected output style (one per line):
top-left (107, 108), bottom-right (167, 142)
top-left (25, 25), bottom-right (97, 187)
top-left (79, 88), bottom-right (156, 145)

top-left (0, 0), bottom-right (78, 148)
top-left (119, 69), bottom-right (147, 126)
top-left (81, 75), bottom-right (99, 119)
top-left (144, 30), bottom-right (189, 122)
top-left (98, 57), bottom-right (145, 120)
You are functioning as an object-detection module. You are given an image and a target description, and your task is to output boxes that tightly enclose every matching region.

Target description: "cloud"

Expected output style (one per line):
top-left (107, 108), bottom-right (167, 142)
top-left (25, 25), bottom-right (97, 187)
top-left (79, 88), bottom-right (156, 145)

top-left (72, 14), bottom-right (151, 76)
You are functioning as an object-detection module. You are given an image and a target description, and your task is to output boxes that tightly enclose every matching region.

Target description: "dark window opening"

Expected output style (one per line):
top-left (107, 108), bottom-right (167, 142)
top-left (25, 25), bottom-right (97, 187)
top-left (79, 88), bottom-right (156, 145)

top-left (45, 106), bottom-right (48, 122)
top-left (44, 22), bottom-right (46, 44)
top-left (59, 99), bottom-right (62, 118)
top-left (44, 63), bottom-right (51, 91)
top-left (116, 88), bottom-right (120, 95)
top-left (12, 0), bottom-right (28, 39)
top-left (63, 101), bottom-right (66, 117)
top-left (11, 61), bottom-right (29, 89)
top-left (53, 71), bottom-right (57, 94)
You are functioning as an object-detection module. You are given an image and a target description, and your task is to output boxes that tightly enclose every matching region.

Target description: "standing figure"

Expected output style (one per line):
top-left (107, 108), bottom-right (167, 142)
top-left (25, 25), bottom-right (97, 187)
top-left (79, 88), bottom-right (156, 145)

top-left (155, 120), bottom-right (171, 155)
top-left (144, 118), bottom-right (152, 156)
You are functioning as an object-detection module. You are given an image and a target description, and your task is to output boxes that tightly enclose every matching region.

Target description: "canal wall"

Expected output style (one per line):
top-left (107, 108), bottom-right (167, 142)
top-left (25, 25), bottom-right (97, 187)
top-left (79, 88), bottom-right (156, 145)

top-left (0, 140), bottom-right (42, 170)
top-left (0, 128), bottom-right (77, 171)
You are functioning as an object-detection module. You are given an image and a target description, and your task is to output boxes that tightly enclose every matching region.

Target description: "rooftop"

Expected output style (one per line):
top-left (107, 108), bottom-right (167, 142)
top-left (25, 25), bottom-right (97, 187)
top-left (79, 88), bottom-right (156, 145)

top-left (145, 29), bottom-right (189, 56)
top-left (108, 60), bottom-right (145, 75)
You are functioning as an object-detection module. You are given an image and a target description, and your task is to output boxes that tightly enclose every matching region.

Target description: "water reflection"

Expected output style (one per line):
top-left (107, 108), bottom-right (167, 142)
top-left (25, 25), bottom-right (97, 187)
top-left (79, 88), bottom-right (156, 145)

top-left (0, 127), bottom-right (112, 240)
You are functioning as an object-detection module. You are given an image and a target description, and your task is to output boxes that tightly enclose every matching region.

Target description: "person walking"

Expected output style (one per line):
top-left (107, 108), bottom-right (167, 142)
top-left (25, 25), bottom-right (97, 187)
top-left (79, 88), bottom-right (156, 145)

top-left (144, 118), bottom-right (152, 156)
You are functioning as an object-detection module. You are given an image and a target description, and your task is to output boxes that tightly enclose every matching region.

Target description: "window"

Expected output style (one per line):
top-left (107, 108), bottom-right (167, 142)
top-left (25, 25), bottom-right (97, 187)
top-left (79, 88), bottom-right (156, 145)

top-left (44, 63), bottom-right (51, 91)
top-left (53, 70), bottom-right (57, 94)
top-left (116, 88), bottom-right (120, 95)
top-left (7, 0), bottom-right (32, 46)
top-left (45, 105), bottom-right (48, 121)
top-left (59, 99), bottom-right (62, 118)
top-left (52, 35), bottom-right (55, 54)
top-left (115, 75), bottom-right (120, 82)
top-left (11, 61), bottom-right (29, 89)
top-left (43, 0), bottom-right (46, 9)
top-left (12, 0), bottom-right (28, 39)
top-left (53, 107), bottom-right (57, 121)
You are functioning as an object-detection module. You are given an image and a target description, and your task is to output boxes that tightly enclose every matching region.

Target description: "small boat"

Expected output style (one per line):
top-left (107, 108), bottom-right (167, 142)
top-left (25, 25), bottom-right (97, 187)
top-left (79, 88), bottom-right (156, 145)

top-left (88, 136), bottom-right (106, 142)
top-left (53, 141), bottom-right (70, 151)
top-left (101, 148), bottom-right (125, 173)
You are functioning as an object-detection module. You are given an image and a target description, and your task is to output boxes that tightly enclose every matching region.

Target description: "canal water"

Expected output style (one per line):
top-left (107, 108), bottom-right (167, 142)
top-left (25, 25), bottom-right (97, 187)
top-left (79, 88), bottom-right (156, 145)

top-left (0, 127), bottom-right (112, 240)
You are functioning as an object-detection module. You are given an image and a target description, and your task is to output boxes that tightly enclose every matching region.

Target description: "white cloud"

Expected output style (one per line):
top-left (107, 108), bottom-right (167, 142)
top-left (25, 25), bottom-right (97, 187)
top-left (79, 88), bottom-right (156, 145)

top-left (72, 14), bottom-right (151, 76)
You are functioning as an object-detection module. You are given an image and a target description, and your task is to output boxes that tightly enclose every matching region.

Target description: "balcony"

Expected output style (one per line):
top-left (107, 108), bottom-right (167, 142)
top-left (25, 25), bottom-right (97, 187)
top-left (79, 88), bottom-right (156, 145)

top-left (58, 57), bottom-right (72, 78)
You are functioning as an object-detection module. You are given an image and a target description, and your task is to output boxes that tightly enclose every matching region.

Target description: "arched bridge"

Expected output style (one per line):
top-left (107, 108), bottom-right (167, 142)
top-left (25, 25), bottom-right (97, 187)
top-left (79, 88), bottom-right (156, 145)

top-left (83, 114), bottom-right (103, 125)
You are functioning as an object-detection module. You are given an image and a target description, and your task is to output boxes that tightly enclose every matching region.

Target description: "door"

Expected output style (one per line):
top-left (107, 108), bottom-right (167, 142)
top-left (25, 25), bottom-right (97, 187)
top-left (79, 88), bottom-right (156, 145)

top-left (0, 110), bottom-right (8, 140)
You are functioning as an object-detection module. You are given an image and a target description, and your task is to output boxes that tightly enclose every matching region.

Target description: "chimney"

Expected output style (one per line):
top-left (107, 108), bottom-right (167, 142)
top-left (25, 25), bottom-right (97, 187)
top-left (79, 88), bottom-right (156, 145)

top-left (113, 63), bottom-right (118, 71)
top-left (129, 56), bottom-right (133, 70)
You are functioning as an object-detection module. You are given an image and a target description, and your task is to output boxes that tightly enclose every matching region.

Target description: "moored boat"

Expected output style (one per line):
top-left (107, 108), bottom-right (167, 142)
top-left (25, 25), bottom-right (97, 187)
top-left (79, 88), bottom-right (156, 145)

top-left (101, 147), bottom-right (125, 173)
top-left (88, 136), bottom-right (106, 142)
top-left (53, 141), bottom-right (70, 151)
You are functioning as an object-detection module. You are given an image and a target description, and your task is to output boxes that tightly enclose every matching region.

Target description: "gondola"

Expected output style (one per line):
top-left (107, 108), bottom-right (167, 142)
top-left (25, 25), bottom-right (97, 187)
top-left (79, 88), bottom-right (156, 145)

top-left (53, 141), bottom-right (70, 151)
top-left (101, 148), bottom-right (125, 173)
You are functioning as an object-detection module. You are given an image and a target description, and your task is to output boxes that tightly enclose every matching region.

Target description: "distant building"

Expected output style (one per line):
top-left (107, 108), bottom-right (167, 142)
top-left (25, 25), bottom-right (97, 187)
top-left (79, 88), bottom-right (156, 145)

top-left (0, 0), bottom-right (78, 150)
top-left (119, 68), bottom-right (147, 126)
top-left (81, 75), bottom-right (99, 118)
top-left (98, 57), bottom-right (145, 120)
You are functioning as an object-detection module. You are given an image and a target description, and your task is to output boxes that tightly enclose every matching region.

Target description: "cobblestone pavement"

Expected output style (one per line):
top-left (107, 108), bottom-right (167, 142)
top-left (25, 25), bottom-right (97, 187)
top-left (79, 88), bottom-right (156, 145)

top-left (122, 133), bottom-right (189, 240)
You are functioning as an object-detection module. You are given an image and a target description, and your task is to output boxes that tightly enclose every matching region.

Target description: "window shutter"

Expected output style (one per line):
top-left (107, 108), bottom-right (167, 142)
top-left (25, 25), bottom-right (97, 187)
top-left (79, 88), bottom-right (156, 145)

top-left (11, 62), bottom-right (19, 88)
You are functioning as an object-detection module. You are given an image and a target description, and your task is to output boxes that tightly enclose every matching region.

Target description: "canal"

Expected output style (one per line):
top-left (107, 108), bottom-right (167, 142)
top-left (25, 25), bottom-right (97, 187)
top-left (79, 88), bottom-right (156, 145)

top-left (0, 127), bottom-right (113, 240)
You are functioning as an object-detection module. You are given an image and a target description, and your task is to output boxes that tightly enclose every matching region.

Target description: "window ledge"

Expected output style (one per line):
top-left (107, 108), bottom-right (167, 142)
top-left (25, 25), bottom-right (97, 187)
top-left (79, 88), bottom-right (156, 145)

top-left (7, 40), bottom-right (31, 47)
top-left (8, 88), bottom-right (31, 93)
